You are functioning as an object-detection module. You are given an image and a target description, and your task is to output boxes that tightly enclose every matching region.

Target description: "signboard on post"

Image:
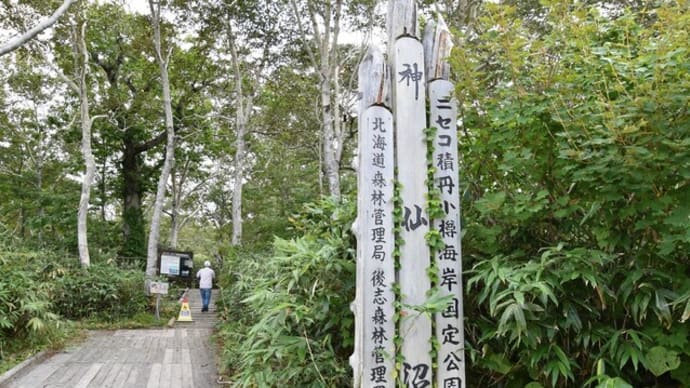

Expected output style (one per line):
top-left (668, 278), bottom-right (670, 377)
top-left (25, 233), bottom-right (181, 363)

top-left (149, 281), bottom-right (169, 295)
top-left (149, 281), bottom-right (169, 320)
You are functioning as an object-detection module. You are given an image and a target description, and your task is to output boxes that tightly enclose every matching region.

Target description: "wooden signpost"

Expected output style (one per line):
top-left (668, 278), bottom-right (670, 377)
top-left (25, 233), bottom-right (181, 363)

top-left (353, 46), bottom-right (396, 387)
top-left (430, 79), bottom-right (466, 388)
top-left (150, 281), bottom-right (169, 320)
top-left (361, 103), bottom-right (396, 386)
top-left (353, 1), bottom-right (466, 387)
top-left (426, 17), bottom-right (466, 388)
top-left (393, 35), bottom-right (433, 387)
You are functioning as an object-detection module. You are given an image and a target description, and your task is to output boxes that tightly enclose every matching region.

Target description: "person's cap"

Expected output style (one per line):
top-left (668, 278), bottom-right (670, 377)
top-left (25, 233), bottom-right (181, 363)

top-left (204, 260), bottom-right (211, 267)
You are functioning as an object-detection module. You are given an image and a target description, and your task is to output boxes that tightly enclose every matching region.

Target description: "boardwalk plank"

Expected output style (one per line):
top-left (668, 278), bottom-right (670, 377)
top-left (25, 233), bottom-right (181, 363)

top-left (100, 363), bottom-right (122, 387)
top-left (8, 361), bottom-right (60, 388)
top-left (160, 363), bottom-right (173, 388)
top-left (163, 348), bottom-right (174, 364)
top-left (182, 361), bottom-right (194, 388)
top-left (73, 363), bottom-right (103, 388)
top-left (125, 365), bottom-right (140, 386)
top-left (170, 363), bottom-right (183, 388)
top-left (146, 363), bottom-right (162, 388)
top-left (111, 364), bottom-right (133, 388)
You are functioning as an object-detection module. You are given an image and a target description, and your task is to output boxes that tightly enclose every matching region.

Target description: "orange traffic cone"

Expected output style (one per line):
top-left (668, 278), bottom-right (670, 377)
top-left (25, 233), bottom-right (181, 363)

top-left (177, 296), bottom-right (193, 322)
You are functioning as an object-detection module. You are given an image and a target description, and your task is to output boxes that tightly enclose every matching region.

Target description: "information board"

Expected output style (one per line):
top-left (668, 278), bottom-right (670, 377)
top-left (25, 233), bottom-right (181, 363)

top-left (160, 254), bottom-right (180, 275)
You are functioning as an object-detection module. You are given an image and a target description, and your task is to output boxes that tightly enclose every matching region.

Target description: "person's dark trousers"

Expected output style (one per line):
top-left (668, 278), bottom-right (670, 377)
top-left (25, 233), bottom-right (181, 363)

top-left (200, 288), bottom-right (212, 312)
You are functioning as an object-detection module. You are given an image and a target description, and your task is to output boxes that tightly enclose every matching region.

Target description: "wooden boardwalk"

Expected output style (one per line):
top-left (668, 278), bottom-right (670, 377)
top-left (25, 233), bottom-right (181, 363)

top-left (181, 288), bottom-right (219, 330)
top-left (3, 289), bottom-right (221, 388)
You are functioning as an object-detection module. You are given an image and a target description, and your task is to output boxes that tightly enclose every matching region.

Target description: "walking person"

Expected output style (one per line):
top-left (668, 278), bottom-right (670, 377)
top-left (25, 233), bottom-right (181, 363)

top-left (196, 260), bottom-right (215, 312)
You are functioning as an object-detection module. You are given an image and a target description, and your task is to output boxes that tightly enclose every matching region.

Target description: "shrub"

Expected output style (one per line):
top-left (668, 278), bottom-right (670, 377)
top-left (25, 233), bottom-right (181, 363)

top-left (0, 251), bottom-right (63, 361)
top-left (217, 197), bottom-right (356, 386)
top-left (52, 263), bottom-right (148, 320)
top-left (454, 2), bottom-right (690, 386)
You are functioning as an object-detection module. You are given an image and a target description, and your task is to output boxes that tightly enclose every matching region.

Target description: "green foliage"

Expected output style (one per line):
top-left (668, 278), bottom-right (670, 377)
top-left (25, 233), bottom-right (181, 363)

top-left (217, 197), bottom-right (355, 386)
top-left (454, 2), bottom-right (690, 386)
top-left (0, 248), bottom-right (161, 373)
top-left (643, 346), bottom-right (681, 377)
top-left (0, 251), bottom-right (66, 363)
top-left (52, 263), bottom-right (149, 320)
top-left (236, 68), bottom-right (324, 247)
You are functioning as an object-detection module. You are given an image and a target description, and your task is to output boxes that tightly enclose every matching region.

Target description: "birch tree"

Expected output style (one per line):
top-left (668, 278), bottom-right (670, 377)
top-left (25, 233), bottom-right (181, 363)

top-left (145, 0), bottom-right (176, 277)
top-left (222, 1), bottom-right (283, 246)
top-left (227, 19), bottom-right (250, 246)
top-left (288, 0), bottom-right (345, 199)
top-left (1, 2), bottom-right (103, 265)
top-left (71, 19), bottom-right (100, 267)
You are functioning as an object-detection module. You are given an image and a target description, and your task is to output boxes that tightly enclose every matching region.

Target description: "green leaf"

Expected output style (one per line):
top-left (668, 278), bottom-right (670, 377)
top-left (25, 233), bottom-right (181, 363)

top-left (475, 191), bottom-right (507, 215)
top-left (484, 352), bottom-right (512, 374)
top-left (596, 377), bottom-right (633, 388)
top-left (643, 346), bottom-right (680, 376)
top-left (664, 206), bottom-right (690, 227)
top-left (499, 303), bottom-right (526, 334)
top-left (682, 299), bottom-right (690, 323)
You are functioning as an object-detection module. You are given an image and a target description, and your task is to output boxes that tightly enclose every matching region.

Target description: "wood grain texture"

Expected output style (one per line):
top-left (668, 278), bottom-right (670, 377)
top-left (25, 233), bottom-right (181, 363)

top-left (430, 79), bottom-right (466, 388)
top-left (393, 36), bottom-right (433, 387)
top-left (360, 105), bottom-right (396, 387)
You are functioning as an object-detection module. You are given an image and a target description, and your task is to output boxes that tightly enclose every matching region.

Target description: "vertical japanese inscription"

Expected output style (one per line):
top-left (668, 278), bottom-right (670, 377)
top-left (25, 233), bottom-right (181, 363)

top-left (430, 80), bottom-right (466, 388)
top-left (360, 106), bottom-right (395, 387)
top-left (393, 36), bottom-right (432, 387)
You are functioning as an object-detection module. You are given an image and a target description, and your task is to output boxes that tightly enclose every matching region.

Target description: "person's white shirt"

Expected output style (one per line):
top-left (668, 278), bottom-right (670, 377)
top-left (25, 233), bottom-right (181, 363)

top-left (196, 267), bottom-right (215, 289)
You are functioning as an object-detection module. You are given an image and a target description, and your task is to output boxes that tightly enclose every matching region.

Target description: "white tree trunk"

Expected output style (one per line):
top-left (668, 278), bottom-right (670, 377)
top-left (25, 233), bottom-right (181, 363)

top-left (289, 0), bottom-right (343, 199)
top-left (0, 0), bottom-right (76, 56)
top-left (76, 21), bottom-right (94, 267)
top-left (169, 164), bottom-right (180, 248)
top-left (231, 127), bottom-right (246, 246)
top-left (146, 0), bottom-right (176, 277)
top-left (228, 22), bottom-right (247, 246)
top-left (321, 77), bottom-right (341, 198)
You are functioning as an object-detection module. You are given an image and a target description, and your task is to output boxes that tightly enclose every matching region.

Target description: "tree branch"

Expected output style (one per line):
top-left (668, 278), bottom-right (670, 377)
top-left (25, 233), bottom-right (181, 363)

top-left (135, 129), bottom-right (167, 153)
top-left (0, 0), bottom-right (77, 56)
top-left (289, 0), bottom-right (319, 70)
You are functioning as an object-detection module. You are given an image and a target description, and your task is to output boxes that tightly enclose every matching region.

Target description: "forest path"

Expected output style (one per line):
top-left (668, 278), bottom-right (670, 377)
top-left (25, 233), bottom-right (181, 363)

top-left (3, 289), bottom-right (221, 388)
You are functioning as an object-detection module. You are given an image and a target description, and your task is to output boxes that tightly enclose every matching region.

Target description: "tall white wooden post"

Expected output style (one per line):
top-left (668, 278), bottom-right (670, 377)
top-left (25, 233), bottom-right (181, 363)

top-left (390, 1), bottom-right (432, 386)
top-left (353, 46), bottom-right (396, 388)
top-left (430, 80), bottom-right (465, 387)
top-left (425, 17), bottom-right (466, 388)
top-left (394, 35), bottom-right (433, 385)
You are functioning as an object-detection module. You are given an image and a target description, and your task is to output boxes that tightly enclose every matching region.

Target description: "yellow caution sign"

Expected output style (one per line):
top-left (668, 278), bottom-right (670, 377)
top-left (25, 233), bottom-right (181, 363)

top-left (177, 296), bottom-right (193, 322)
